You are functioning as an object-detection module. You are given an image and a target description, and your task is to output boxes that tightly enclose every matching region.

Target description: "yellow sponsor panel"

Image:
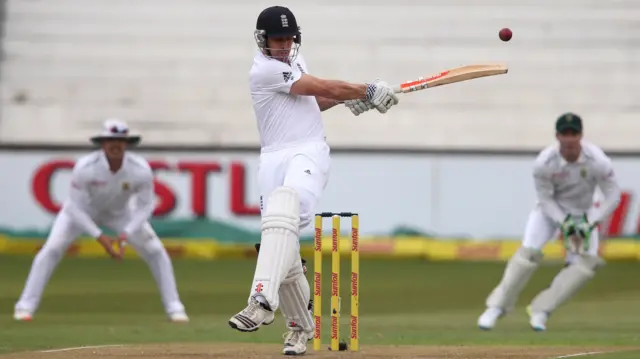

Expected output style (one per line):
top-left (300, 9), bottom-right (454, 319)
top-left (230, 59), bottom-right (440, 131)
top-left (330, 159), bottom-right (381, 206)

top-left (302, 236), bottom-right (398, 259)
top-left (424, 240), bottom-right (459, 261)
top-left (392, 237), bottom-right (428, 258)
top-left (600, 239), bottom-right (637, 260)
top-left (455, 241), bottom-right (503, 260)
top-left (160, 239), bottom-right (218, 259)
top-left (1, 238), bottom-right (44, 255)
top-left (215, 242), bottom-right (263, 259)
top-left (0, 237), bottom-right (218, 259)
top-left (541, 241), bottom-right (567, 260)
top-left (499, 241), bottom-right (521, 259)
top-left (0, 235), bottom-right (639, 261)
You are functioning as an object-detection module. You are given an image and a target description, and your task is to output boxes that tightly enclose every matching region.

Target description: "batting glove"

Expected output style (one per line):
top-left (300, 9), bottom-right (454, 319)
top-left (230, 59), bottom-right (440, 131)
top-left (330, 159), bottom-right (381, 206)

top-left (344, 99), bottom-right (374, 116)
top-left (365, 79), bottom-right (399, 114)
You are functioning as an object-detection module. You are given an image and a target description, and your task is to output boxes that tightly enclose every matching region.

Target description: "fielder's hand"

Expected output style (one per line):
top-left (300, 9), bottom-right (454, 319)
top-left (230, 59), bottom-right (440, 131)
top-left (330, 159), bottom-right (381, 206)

top-left (365, 79), bottom-right (399, 113)
top-left (344, 99), bottom-right (374, 116)
top-left (117, 233), bottom-right (128, 258)
top-left (96, 234), bottom-right (123, 261)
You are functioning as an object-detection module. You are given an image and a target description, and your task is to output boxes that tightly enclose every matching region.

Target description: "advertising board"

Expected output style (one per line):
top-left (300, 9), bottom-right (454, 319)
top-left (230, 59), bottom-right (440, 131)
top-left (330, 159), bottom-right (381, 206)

top-left (1, 149), bottom-right (639, 240)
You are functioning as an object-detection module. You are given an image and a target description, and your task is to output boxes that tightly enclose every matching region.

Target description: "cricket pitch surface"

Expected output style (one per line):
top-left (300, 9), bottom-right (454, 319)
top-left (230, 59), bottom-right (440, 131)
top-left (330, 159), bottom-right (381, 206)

top-left (1, 343), bottom-right (636, 359)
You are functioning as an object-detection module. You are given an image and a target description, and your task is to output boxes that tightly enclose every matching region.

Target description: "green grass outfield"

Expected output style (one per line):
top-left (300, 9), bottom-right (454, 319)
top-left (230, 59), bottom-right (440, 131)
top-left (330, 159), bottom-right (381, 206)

top-left (0, 255), bottom-right (639, 356)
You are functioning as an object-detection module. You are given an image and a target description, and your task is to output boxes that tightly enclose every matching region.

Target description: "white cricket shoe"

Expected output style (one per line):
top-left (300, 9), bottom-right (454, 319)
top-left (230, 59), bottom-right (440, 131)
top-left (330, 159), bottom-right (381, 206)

top-left (527, 306), bottom-right (547, 331)
top-left (477, 307), bottom-right (504, 330)
top-left (228, 295), bottom-right (275, 332)
top-left (169, 311), bottom-right (190, 323)
top-left (264, 313), bottom-right (275, 326)
top-left (282, 328), bottom-right (310, 356)
top-left (13, 309), bottom-right (33, 322)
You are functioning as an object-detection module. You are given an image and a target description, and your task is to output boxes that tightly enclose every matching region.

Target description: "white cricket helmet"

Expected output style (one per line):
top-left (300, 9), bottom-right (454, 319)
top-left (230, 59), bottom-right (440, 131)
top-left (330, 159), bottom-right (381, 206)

top-left (90, 118), bottom-right (141, 146)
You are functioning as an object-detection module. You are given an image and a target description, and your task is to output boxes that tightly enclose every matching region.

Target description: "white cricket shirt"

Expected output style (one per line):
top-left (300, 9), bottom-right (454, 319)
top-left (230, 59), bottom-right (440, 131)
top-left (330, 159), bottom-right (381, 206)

top-left (61, 150), bottom-right (155, 238)
top-left (249, 51), bottom-right (325, 151)
top-left (532, 140), bottom-right (621, 225)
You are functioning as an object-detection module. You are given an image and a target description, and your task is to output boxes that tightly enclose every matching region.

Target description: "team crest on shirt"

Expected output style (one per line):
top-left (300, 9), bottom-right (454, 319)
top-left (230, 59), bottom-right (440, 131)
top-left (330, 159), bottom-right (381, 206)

top-left (580, 168), bottom-right (587, 178)
top-left (282, 71), bottom-right (293, 82)
top-left (122, 182), bottom-right (130, 190)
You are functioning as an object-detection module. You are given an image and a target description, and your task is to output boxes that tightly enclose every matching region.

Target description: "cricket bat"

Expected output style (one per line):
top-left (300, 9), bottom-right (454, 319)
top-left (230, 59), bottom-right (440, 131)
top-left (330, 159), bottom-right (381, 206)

top-left (391, 63), bottom-right (508, 94)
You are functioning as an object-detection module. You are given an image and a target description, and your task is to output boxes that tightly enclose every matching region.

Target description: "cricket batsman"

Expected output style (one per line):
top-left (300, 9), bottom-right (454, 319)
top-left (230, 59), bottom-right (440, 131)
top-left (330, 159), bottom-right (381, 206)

top-left (477, 113), bottom-right (621, 332)
top-left (228, 5), bottom-right (399, 355)
top-left (14, 119), bottom-right (189, 323)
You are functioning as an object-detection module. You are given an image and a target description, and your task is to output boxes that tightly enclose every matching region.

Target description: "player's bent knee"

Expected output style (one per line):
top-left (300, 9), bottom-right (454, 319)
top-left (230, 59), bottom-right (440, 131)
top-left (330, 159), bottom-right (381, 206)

top-left (574, 254), bottom-right (603, 273)
top-left (128, 225), bottom-right (165, 256)
top-left (514, 246), bottom-right (544, 264)
top-left (282, 258), bottom-right (304, 285)
top-left (262, 186), bottom-right (301, 235)
top-left (37, 243), bottom-right (66, 261)
top-left (529, 254), bottom-right (599, 313)
top-left (282, 267), bottom-right (304, 285)
top-left (299, 213), bottom-right (311, 229)
top-left (297, 187), bottom-right (319, 229)
top-left (142, 238), bottom-right (166, 256)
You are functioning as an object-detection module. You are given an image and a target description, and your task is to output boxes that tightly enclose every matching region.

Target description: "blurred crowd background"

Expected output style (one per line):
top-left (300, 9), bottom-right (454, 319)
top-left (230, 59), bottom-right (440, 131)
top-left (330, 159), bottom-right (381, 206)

top-left (0, 0), bottom-right (638, 260)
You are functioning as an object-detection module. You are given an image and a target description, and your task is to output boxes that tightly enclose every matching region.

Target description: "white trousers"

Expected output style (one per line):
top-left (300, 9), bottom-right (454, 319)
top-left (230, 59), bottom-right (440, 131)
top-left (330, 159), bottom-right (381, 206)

top-left (522, 208), bottom-right (600, 258)
top-left (257, 141), bottom-right (331, 230)
top-left (15, 211), bottom-right (185, 315)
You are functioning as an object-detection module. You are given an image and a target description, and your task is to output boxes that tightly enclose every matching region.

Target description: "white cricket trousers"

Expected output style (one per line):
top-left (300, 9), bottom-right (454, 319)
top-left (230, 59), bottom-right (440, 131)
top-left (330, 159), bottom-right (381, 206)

top-left (249, 141), bottom-right (330, 310)
top-left (522, 208), bottom-right (600, 258)
top-left (15, 211), bottom-right (185, 315)
top-left (258, 141), bottom-right (330, 230)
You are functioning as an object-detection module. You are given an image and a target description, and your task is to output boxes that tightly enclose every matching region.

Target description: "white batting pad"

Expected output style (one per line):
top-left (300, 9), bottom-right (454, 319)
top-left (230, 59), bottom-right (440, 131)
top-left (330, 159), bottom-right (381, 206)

top-left (282, 257), bottom-right (304, 285)
top-left (250, 186), bottom-right (301, 311)
top-left (279, 270), bottom-right (314, 333)
top-left (486, 247), bottom-right (543, 311)
top-left (529, 254), bottom-right (600, 313)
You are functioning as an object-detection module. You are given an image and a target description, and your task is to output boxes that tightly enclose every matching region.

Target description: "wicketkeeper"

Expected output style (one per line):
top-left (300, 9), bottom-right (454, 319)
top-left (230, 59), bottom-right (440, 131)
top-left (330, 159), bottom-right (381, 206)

top-left (477, 113), bottom-right (621, 331)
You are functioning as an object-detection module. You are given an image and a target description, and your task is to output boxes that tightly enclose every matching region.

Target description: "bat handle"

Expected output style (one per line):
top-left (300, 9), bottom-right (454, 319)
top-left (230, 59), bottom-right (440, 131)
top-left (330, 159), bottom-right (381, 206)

top-left (336, 84), bottom-right (403, 105)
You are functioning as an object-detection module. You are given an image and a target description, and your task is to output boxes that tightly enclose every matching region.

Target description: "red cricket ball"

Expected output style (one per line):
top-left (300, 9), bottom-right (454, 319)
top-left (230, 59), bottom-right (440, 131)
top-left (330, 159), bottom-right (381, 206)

top-left (499, 28), bottom-right (512, 42)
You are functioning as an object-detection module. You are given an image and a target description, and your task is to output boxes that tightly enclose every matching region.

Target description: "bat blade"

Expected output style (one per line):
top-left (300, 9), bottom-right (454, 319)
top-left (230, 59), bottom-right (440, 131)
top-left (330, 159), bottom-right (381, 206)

top-left (394, 63), bottom-right (508, 93)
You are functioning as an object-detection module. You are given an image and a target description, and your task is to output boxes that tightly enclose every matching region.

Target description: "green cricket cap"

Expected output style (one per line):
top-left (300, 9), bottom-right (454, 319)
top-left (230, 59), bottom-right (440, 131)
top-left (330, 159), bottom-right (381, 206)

top-left (556, 112), bottom-right (583, 132)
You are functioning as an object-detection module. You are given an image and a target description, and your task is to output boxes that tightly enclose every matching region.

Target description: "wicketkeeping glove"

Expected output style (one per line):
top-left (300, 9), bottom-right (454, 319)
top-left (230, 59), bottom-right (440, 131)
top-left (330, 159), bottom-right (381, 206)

top-left (344, 99), bottom-right (374, 116)
top-left (574, 214), bottom-right (596, 253)
top-left (560, 214), bottom-right (578, 251)
top-left (560, 214), bottom-right (577, 238)
top-left (365, 79), bottom-right (399, 113)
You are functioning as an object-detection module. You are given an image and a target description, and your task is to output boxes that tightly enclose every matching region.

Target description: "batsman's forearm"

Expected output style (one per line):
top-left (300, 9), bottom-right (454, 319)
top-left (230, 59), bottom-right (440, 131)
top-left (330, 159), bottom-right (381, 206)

top-left (316, 97), bottom-right (340, 111)
top-left (322, 81), bottom-right (368, 101)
